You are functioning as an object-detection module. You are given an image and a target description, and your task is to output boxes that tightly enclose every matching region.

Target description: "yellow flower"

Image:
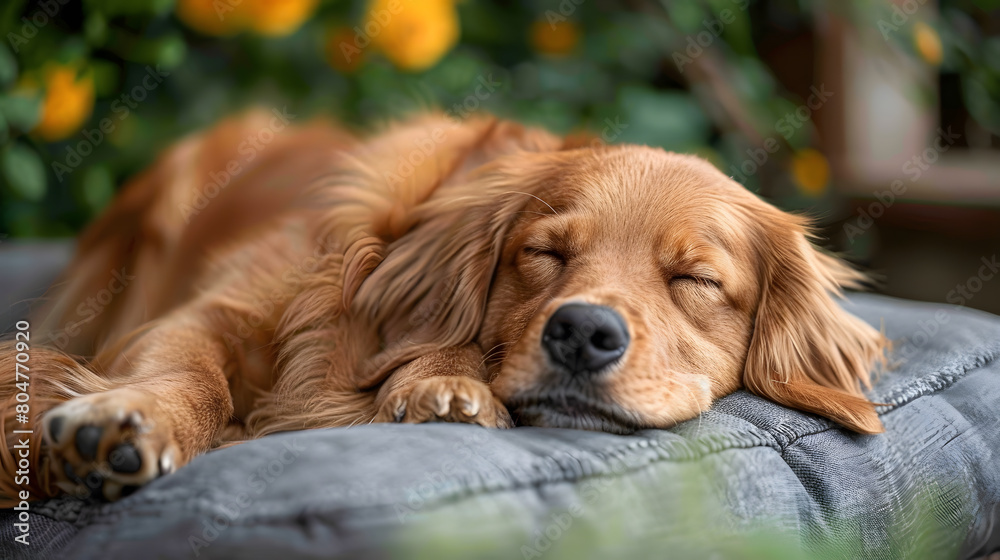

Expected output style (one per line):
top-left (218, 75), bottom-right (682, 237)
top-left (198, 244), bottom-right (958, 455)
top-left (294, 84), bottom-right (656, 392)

top-left (791, 148), bottom-right (830, 196)
top-left (530, 18), bottom-right (580, 56)
top-left (913, 21), bottom-right (942, 66)
top-left (176, 0), bottom-right (317, 37)
top-left (32, 64), bottom-right (95, 142)
top-left (176, 0), bottom-right (243, 36)
top-left (325, 26), bottom-right (366, 73)
top-left (245, 0), bottom-right (318, 36)
top-left (367, 0), bottom-right (460, 72)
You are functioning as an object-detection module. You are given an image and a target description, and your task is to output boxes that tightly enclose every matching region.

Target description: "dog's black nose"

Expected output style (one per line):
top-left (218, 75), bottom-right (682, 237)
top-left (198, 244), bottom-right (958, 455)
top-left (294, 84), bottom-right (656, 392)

top-left (542, 303), bottom-right (629, 374)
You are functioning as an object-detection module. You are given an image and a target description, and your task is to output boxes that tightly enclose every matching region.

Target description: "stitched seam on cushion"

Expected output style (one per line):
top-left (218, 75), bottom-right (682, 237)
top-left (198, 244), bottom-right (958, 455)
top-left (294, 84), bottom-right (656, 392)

top-left (873, 347), bottom-right (1000, 414)
top-left (67, 423), bottom-right (780, 525)
top-left (54, 345), bottom-right (1000, 527)
top-left (776, 433), bottom-right (828, 528)
top-left (77, 437), bottom-right (786, 528)
top-left (413, 364), bottom-right (986, 520)
top-left (59, 344), bottom-right (993, 527)
top-left (73, 435), bottom-right (782, 527)
top-left (776, 347), bottom-right (1000, 449)
top-left (781, 426), bottom-right (837, 453)
top-left (681, 405), bottom-right (806, 449)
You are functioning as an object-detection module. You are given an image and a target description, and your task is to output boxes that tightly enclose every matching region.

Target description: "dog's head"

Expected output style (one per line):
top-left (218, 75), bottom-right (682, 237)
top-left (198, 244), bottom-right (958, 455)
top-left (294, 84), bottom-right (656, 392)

top-left (348, 123), bottom-right (885, 434)
top-left (479, 147), bottom-right (885, 434)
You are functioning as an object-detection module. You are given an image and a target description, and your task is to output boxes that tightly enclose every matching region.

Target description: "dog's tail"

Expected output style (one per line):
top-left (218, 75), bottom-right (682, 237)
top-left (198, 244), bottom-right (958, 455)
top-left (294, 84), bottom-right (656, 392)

top-left (0, 341), bottom-right (111, 507)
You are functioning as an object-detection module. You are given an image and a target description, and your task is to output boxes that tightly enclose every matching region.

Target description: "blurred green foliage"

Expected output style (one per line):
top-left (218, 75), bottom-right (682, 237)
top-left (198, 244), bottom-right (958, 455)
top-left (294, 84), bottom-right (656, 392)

top-left (0, 0), bottom-right (996, 237)
top-left (391, 463), bottom-right (968, 560)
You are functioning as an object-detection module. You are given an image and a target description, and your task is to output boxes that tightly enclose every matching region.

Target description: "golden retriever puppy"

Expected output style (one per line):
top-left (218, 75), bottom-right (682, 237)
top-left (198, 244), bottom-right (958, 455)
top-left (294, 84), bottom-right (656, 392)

top-left (0, 111), bottom-right (884, 504)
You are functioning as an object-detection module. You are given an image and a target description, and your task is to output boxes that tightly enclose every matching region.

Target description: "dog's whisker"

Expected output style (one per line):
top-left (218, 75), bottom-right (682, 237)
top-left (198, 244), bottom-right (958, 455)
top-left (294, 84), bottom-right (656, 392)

top-left (478, 342), bottom-right (513, 370)
top-left (673, 379), bottom-right (703, 434)
top-left (501, 191), bottom-right (558, 215)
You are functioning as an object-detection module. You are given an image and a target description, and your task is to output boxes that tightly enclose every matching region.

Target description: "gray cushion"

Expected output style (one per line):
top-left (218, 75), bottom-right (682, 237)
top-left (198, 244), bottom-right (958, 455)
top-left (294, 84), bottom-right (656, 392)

top-left (1, 244), bottom-right (998, 559)
top-left (0, 241), bottom-right (74, 334)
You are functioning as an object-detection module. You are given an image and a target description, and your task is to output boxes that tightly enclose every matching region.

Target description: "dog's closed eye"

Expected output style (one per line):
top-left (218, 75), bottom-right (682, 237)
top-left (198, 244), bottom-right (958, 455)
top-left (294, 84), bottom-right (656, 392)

top-left (520, 246), bottom-right (567, 265)
top-left (670, 275), bottom-right (721, 289)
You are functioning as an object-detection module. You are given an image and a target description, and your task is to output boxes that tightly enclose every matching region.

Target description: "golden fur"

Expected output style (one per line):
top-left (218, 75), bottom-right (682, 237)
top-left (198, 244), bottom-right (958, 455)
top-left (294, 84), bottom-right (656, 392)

top-left (0, 111), bottom-right (885, 505)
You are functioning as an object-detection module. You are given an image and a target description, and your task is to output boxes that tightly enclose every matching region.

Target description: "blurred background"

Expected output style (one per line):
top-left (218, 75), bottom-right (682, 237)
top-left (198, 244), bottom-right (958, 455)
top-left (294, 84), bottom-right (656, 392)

top-left (0, 0), bottom-right (998, 316)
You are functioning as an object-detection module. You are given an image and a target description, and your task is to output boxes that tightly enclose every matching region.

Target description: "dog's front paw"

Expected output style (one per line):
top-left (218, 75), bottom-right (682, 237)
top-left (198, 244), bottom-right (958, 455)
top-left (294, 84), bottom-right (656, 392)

top-left (42, 388), bottom-right (181, 501)
top-left (376, 376), bottom-right (512, 428)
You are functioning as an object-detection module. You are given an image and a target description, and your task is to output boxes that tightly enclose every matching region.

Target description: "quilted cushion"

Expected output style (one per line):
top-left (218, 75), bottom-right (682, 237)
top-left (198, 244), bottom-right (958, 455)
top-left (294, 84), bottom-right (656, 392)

top-left (1, 254), bottom-right (998, 560)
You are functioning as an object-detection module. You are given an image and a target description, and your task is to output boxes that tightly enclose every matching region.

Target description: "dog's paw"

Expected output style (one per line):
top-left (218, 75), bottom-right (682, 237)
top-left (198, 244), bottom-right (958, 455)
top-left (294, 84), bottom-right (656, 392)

top-left (42, 388), bottom-right (180, 501)
top-left (376, 376), bottom-right (513, 428)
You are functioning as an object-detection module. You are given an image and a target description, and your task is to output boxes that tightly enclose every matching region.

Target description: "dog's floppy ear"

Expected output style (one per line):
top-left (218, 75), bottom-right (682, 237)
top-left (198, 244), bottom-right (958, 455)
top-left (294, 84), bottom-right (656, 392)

top-left (350, 150), bottom-right (568, 389)
top-left (743, 210), bottom-right (886, 434)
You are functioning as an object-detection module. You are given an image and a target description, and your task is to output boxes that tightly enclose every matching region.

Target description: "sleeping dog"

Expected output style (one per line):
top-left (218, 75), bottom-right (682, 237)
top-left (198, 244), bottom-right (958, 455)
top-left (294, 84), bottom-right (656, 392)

top-left (0, 111), bottom-right (885, 503)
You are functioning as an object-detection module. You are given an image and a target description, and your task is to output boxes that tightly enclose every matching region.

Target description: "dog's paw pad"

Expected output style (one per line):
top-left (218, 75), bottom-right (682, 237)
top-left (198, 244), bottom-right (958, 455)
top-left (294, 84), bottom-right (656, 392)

top-left (42, 389), bottom-right (180, 501)
top-left (73, 425), bottom-right (102, 461)
top-left (47, 416), bottom-right (65, 444)
top-left (109, 443), bottom-right (142, 474)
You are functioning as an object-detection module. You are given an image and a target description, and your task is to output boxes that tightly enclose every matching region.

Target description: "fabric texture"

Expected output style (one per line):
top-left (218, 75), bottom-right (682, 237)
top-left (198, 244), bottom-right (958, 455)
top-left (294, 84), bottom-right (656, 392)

top-left (0, 243), bottom-right (998, 559)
